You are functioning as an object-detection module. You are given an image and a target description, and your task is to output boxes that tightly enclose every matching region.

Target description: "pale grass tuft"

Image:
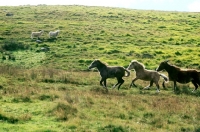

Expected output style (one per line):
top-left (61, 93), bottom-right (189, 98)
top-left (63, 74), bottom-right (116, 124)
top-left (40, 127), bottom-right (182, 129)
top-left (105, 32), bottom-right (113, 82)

top-left (50, 101), bottom-right (78, 121)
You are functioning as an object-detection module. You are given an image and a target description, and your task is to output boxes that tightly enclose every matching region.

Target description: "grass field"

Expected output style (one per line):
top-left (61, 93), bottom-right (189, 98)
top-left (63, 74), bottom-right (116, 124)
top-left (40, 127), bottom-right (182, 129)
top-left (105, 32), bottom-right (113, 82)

top-left (0, 5), bottom-right (200, 132)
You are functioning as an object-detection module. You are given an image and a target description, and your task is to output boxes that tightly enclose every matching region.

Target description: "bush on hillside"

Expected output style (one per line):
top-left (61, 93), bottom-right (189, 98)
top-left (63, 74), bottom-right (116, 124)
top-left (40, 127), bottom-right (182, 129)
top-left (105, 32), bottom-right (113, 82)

top-left (50, 102), bottom-right (78, 121)
top-left (0, 40), bottom-right (29, 51)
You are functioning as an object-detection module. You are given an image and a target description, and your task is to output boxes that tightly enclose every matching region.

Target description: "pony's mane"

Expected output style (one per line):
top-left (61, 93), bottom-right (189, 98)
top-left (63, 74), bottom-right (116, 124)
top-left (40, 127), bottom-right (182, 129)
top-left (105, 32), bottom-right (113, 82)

top-left (173, 65), bottom-right (195, 71)
top-left (132, 60), bottom-right (145, 69)
top-left (167, 62), bottom-right (181, 70)
top-left (96, 59), bottom-right (108, 67)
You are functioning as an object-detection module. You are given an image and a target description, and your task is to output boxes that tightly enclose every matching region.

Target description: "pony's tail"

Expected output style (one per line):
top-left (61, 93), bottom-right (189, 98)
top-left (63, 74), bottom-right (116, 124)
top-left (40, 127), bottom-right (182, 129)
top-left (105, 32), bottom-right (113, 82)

top-left (159, 73), bottom-right (169, 83)
top-left (198, 72), bottom-right (200, 79)
top-left (124, 69), bottom-right (130, 77)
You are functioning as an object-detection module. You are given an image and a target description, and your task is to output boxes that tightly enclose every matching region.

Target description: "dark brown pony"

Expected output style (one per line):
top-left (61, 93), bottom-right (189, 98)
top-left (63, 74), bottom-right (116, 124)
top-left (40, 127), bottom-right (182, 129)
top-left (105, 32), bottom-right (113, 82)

top-left (156, 60), bottom-right (200, 92)
top-left (88, 59), bottom-right (130, 90)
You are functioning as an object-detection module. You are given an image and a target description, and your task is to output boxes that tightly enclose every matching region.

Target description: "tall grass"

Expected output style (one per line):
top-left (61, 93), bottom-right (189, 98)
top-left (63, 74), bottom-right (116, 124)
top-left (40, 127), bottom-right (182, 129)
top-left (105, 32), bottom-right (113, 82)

top-left (0, 64), bottom-right (199, 131)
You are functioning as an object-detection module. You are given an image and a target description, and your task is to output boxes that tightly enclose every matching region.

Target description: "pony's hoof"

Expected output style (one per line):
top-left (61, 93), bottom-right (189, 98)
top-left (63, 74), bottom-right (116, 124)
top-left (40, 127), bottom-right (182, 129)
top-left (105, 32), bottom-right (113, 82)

top-left (143, 87), bottom-right (150, 90)
top-left (192, 90), bottom-right (196, 93)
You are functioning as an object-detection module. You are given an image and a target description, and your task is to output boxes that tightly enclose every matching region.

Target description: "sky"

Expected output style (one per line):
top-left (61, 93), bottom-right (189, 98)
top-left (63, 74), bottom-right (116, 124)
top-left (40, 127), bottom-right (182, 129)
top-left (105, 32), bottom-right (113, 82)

top-left (0, 0), bottom-right (200, 12)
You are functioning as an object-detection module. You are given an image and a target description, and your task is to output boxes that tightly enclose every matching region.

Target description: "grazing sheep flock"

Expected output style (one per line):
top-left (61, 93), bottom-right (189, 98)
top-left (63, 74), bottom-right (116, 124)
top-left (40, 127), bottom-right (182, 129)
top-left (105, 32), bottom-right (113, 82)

top-left (31, 30), bottom-right (60, 39)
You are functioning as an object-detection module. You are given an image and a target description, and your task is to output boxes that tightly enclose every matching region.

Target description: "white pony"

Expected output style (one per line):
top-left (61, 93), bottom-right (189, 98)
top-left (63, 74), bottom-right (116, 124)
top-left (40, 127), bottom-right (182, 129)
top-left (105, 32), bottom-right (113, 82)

top-left (31, 30), bottom-right (43, 39)
top-left (49, 30), bottom-right (60, 38)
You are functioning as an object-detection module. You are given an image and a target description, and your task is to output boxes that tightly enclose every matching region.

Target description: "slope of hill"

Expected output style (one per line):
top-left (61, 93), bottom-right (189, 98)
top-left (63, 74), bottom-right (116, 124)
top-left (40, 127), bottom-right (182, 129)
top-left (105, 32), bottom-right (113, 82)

top-left (0, 5), bottom-right (200, 70)
top-left (0, 5), bottom-right (200, 132)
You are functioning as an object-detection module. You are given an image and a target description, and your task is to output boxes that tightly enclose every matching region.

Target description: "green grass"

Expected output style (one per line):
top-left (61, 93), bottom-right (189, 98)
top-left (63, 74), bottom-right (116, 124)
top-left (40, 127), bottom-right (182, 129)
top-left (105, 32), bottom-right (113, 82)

top-left (0, 5), bottom-right (200, 70)
top-left (0, 5), bottom-right (200, 131)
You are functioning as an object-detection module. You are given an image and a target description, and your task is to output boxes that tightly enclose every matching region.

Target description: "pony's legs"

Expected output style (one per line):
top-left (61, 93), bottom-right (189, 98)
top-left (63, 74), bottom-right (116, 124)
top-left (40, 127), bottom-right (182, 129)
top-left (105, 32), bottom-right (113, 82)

top-left (191, 76), bottom-right (200, 92)
top-left (173, 81), bottom-right (177, 92)
top-left (100, 78), bottom-right (108, 90)
top-left (100, 78), bottom-right (104, 86)
top-left (113, 78), bottom-right (124, 90)
top-left (144, 80), bottom-right (153, 90)
top-left (103, 79), bottom-right (107, 88)
top-left (113, 78), bottom-right (120, 89)
top-left (196, 80), bottom-right (200, 90)
top-left (155, 82), bottom-right (160, 92)
top-left (129, 78), bottom-right (138, 88)
top-left (117, 78), bottom-right (124, 90)
top-left (191, 80), bottom-right (198, 92)
top-left (162, 81), bottom-right (166, 89)
top-left (112, 83), bottom-right (119, 89)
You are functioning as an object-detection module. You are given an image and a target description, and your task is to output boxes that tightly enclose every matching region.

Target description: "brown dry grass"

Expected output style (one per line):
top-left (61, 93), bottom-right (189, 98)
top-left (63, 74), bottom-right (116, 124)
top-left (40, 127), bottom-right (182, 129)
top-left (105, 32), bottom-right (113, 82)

top-left (0, 65), bottom-right (200, 131)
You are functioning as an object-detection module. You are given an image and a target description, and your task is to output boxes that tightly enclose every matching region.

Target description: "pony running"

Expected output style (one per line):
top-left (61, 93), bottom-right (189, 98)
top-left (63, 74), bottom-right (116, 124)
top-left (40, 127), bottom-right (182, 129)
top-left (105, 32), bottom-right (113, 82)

top-left (88, 59), bottom-right (130, 90)
top-left (156, 60), bottom-right (200, 92)
top-left (127, 60), bottom-right (168, 92)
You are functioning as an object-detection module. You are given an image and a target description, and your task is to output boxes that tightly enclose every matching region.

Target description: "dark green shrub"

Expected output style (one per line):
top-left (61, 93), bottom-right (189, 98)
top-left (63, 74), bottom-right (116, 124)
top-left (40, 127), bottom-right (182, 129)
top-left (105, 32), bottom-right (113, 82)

top-left (143, 112), bottom-right (154, 118)
top-left (168, 37), bottom-right (174, 41)
top-left (107, 50), bottom-right (121, 54)
top-left (195, 127), bottom-right (200, 132)
top-left (39, 94), bottom-right (59, 101)
top-left (0, 112), bottom-right (18, 124)
top-left (98, 124), bottom-right (129, 132)
top-left (158, 26), bottom-right (166, 28)
top-left (1, 40), bottom-right (29, 51)
top-left (175, 51), bottom-right (182, 56)
top-left (51, 102), bottom-right (78, 121)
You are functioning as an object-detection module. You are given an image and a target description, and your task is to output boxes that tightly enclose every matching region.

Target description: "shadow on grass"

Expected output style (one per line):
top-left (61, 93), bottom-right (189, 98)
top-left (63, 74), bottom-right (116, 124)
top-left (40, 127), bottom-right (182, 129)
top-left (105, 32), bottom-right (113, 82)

top-left (46, 38), bottom-right (57, 42)
top-left (0, 113), bottom-right (18, 124)
top-left (174, 86), bottom-right (200, 97)
top-left (98, 124), bottom-right (135, 132)
top-left (0, 110), bottom-right (31, 124)
top-left (195, 127), bottom-right (200, 132)
top-left (90, 86), bottom-right (128, 96)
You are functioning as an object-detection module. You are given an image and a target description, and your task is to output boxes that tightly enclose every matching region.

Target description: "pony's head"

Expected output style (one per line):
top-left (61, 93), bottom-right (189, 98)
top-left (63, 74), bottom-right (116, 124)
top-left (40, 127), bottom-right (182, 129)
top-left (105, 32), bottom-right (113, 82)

top-left (127, 60), bottom-right (144, 70)
top-left (88, 59), bottom-right (102, 69)
top-left (156, 60), bottom-right (169, 71)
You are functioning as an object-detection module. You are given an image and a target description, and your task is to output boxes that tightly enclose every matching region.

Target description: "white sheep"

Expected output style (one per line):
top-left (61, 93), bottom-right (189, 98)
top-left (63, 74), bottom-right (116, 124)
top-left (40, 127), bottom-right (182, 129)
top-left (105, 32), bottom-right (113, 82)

top-left (49, 30), bottom-right (60, 38)
top-left (31, 30), bottom-right (43, 39)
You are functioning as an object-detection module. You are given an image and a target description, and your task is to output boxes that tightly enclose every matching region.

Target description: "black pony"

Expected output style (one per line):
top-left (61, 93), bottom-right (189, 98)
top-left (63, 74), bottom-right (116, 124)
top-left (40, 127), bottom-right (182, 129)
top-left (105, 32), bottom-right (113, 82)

top-left (88, 59), bottom-right (130, 90)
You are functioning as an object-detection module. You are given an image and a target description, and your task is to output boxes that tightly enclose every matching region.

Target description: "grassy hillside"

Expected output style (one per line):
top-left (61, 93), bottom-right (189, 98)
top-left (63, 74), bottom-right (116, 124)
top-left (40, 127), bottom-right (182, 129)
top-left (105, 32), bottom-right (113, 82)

top-left (0, 5), bottom-right (200, 132)
top-left (0, 5), bottom-right (200, 70)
